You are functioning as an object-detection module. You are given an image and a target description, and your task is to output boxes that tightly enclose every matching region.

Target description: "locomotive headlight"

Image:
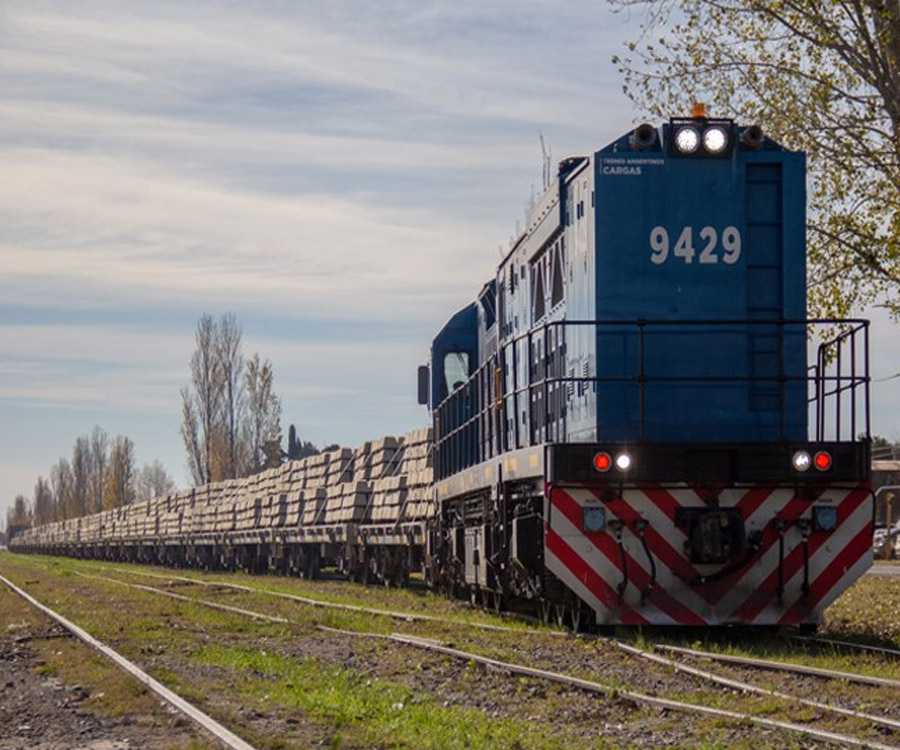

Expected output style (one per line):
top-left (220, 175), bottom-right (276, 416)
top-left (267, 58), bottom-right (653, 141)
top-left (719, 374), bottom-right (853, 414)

top-left (674, 126), bottom-right (700, 154)
top-left (792, 451), bottom-right (812, 472)
top-left (615, 452), bottom-right (633, 471)
top-left (702, 125), bottom-right (729, 154)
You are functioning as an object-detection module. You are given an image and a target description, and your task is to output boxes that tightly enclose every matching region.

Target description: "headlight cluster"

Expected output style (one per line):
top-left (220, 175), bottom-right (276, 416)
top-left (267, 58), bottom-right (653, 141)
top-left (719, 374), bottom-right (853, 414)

top-left (593, 451), bottom-right (633, 473)
top-left (791, 449), bottom-right (833, 473)
top-left (668, 117), bottom-right (735, 158)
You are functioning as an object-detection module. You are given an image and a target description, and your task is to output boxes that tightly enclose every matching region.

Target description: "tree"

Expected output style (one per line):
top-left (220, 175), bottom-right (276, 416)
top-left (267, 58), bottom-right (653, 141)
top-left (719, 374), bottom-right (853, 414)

top-left (103, 435), bottom-right (136, 509)
top-left (72, 435), bottom-right (91, 517)
top-left (181, 313), bottom-right (285, 482)
top-left (610, 0), bottom-right (900, 317)
top-left (286, 424), bottom-right (320, 461)
top-left (181, 313), bottom-right (224, 485)
top-left (217, 312), bottom-right (246, 480)
top-left (6, 495), bottom-right (32, 536)
top-left (89, 426), bottom-right (109, 514)
top-left (135, 460), bottom-right (177, 502)
top-left (32, 477), bottom-right (55, 526)
top-left (50, 458), bottom-right (74, 520)
top-left (244, 353), bottom-right (283, 473)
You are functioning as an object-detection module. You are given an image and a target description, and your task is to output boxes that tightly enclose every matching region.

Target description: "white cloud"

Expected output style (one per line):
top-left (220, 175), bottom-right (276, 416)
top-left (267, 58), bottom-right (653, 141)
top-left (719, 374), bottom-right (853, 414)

top-left (0, 0), bottom-right (640, 509)
top-left (1, 2), bottom-right (616, 131)
top-left (0, 148), bottom-right (499, 318)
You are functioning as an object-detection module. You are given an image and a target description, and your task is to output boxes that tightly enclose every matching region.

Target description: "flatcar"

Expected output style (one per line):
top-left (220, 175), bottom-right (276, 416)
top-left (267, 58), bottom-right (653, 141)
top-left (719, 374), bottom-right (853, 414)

top-left (420, 106), bottom-right (872, 627)
top-left (9, 109), bottom-right (873, 629)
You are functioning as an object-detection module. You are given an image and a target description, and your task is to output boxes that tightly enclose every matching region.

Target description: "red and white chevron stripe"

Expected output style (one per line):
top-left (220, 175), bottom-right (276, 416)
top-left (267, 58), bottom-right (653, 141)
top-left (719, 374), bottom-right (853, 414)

top-left (545, 483), bottom-right (873, 626)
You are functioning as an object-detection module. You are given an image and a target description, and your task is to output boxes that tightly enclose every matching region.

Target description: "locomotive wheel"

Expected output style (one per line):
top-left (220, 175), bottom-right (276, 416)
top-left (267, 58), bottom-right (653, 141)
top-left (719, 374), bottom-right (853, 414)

top-left (489, 590), bottom-right (503, 614)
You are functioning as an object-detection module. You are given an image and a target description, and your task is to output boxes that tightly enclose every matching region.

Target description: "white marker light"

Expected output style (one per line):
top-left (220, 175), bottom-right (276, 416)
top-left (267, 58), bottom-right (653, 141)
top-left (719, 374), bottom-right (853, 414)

top-left (615, 453), bottom-right (633, 471)
top-left (792, 451), bottom-right (812, 472)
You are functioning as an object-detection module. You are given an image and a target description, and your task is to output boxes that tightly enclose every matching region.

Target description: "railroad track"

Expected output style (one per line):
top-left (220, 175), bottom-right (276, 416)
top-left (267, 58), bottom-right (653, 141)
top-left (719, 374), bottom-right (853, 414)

top-left (105, 562), bottom-right (900, 686)
top-left (0, 570), bottom-right (260, 750)
top-left (18, 557), bottom-right (900, 750)
top-left (792, 634), bottom-right (900, 661)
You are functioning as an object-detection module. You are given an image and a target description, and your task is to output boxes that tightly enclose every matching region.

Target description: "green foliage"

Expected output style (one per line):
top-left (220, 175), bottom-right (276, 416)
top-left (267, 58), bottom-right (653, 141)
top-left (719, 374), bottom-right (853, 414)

top-left (610, 0), bottom-right (900, 317)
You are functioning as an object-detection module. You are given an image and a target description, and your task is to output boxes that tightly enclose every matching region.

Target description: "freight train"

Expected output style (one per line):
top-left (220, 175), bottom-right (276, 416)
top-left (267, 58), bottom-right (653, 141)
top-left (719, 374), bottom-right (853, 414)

top-left (10, 109), bottom-right (873, 629)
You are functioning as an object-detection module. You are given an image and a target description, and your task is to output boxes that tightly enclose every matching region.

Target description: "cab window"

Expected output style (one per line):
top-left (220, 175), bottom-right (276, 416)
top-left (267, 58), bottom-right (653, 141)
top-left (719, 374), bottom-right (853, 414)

top-left (444, 352), bottom-right (470, 393)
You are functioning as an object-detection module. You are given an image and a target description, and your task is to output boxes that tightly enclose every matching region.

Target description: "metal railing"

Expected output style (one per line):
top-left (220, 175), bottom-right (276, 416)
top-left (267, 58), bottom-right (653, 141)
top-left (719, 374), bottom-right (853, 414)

top-left (433, 318), bottom-right (870, 480)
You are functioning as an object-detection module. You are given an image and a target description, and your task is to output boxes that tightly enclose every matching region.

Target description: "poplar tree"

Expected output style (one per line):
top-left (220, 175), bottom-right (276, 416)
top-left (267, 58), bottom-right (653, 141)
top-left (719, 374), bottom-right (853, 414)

top-left (216, 313), bottom-right (246, 480)
top-left (181, 313), bottom-right (223, 485)
top-left (32, 477), bottom-right (55, 526)
top-left (89, 426), bottom-right (109, 514)
top-left (244, 353), bottom-right (283, 473)
top-left (50, 459), bottom-right (74, 519)
top-left (104, 435), bottom-right (136, 509)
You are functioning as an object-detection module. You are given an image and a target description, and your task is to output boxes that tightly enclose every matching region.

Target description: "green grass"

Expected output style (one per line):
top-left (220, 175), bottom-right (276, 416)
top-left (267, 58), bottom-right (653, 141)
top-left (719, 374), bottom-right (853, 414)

top-left (823, 575), bottom-right (900, 645)
top-left (195, 642), bottom-right (572, 750)
top-left (6, 550), bottom-right (899, 749)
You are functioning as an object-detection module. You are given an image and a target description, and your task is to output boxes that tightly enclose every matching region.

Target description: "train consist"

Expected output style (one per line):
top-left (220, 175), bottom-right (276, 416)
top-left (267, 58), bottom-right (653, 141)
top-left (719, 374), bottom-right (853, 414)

top-left (12, 109), bottom-right (873, 628)
top-left (11, 428), bottom-right (435, 585)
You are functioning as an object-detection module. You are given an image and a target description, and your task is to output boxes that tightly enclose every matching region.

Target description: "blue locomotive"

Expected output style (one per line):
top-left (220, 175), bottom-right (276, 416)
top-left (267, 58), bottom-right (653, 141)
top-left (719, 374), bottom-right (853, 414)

top-left (420, 108), bottom-right (872, 627)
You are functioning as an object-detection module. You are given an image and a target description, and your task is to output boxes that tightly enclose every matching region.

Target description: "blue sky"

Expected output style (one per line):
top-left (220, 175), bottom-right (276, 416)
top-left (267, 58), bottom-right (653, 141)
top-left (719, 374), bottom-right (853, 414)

top-left (2, 1), bottom-right (899, 520)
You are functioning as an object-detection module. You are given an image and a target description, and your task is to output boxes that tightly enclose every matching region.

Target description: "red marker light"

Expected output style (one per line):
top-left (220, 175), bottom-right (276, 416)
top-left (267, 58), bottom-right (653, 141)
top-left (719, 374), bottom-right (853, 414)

top-left (814, 451), bottom-right (833, 471)
top-left (593, 452), bottom-right (612, 472)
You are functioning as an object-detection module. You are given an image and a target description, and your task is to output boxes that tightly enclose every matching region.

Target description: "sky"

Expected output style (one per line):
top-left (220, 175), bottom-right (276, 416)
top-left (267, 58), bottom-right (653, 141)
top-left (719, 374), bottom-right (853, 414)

top-left (2, 1), bottom-right (899, 523)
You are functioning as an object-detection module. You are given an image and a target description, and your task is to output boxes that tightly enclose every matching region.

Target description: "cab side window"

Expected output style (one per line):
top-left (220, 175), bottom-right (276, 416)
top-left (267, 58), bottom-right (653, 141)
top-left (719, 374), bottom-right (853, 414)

top-left (444, 352), bottom-right (470, 393)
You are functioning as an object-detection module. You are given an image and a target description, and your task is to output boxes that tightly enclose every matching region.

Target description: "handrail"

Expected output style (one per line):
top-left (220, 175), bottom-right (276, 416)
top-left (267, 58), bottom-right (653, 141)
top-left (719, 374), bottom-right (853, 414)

top-left (433, 318), bottom-right (870, 480)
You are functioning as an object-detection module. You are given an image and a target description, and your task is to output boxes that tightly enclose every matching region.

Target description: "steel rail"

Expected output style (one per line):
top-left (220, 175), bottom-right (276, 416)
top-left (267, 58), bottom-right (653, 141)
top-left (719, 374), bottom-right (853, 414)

top-left (70, 568), bottom-right (900, 750)
top-left (792, 634), bottom-right (900, 661)
top-left (74, 572), bottom-right (288, 624)
top-left (655, 643), bottom-right (900, 689)
top-left (0, 572), bottom-right (259, 750)
top-left (101, 564), bottom-right (531, 632)
top-left (358, 627), bottom-right (900, 750)
top-left (614, 641), bottom-right (900, 733)
top-left (82, 562), bottom-right (900, 698)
